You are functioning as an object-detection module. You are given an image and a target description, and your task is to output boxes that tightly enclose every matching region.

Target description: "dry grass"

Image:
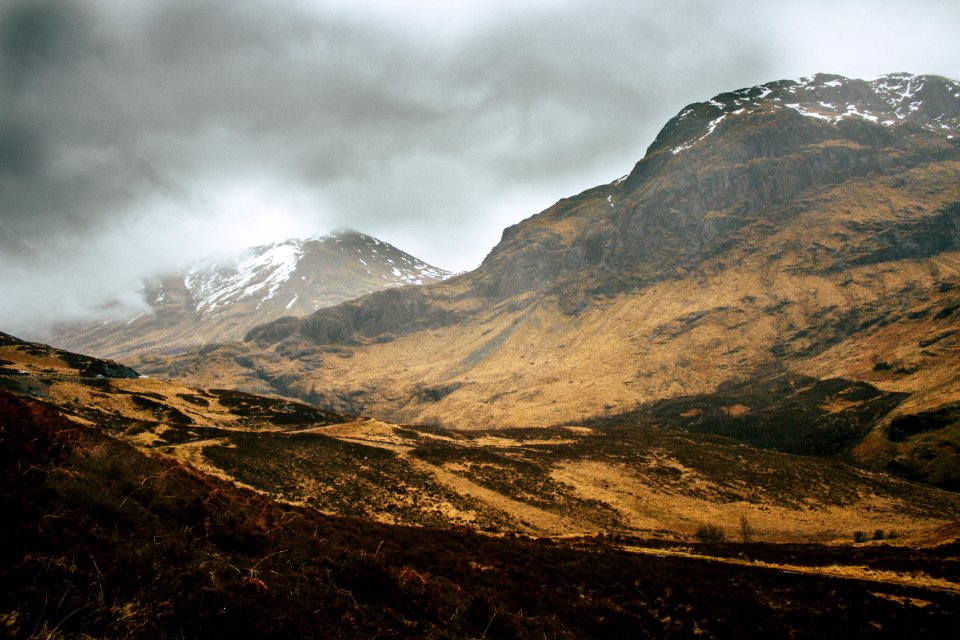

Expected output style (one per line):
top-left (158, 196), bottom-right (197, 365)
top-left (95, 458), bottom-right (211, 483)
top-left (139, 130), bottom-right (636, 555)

top-left (3, 326), bottom-right (959, 544)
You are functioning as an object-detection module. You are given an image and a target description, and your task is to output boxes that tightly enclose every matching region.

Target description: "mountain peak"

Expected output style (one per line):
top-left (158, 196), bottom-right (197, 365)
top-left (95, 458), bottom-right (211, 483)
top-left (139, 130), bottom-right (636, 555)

top-left (123, 73), bottom-right (960, 490)
top-left (49, 232), bottom-right (452, 359)
top-left (650, 72), bottom-right (960, 157)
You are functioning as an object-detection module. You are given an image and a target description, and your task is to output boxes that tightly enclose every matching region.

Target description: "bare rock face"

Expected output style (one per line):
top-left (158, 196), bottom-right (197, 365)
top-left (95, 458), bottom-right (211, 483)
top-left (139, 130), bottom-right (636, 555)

top-left (473, 74), bottom-right (960, 300)
top-left (246, 286), bottom-right (460, 347)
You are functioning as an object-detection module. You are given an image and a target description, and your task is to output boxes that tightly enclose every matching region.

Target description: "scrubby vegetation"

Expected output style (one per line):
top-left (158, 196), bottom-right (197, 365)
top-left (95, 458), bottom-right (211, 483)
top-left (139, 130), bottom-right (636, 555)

top-left (208, 388), bottom-right (349, 427)
top-left (695, 523), bottom-right (726, 544)
top-left (583, 373), bottom-right (907, 457)
top-left (4, 390), bottom-right (960, 638)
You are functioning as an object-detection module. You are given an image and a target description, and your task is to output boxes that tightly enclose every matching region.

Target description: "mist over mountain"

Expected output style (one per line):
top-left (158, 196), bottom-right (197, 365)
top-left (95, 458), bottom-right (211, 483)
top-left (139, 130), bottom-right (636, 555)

top-left (46, 230), bottom-right (450, 359)
top-left (4, 69), bottom-right (960, 638)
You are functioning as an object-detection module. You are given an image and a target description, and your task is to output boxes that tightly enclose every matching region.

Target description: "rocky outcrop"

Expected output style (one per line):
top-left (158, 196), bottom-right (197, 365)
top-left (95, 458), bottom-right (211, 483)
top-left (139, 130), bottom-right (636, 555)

top-left (246, 285), bottom-right (461, 347)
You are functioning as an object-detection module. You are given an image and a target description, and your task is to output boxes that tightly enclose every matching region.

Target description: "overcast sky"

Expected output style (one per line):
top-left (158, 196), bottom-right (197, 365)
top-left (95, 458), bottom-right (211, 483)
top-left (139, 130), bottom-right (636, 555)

top-left (2, 0), bottom-right (960, 334)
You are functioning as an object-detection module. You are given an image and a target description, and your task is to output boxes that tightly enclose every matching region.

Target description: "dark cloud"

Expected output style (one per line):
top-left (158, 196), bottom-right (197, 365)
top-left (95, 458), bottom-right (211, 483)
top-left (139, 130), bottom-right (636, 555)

top-left (0, 121), bottom-right (43, 177)
top-left (0, 0), bottom-right (89, 86)
top-left (1, 0), bottom-right (958, 334)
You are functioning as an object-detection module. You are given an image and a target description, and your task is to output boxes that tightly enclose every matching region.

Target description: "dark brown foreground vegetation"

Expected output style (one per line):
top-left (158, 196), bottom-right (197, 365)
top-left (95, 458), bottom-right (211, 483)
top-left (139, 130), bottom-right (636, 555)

top-left (3, 391), bottom-right (960, 639)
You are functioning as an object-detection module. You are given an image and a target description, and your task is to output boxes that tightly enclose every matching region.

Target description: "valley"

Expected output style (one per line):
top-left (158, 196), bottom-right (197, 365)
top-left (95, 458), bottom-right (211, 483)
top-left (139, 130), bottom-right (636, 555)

top-left (113, 74), bottom-right (960, 491)
top-left (2, 333), bottom-right (960, 638)
top-left (5, 331), bottom-right (958, 544)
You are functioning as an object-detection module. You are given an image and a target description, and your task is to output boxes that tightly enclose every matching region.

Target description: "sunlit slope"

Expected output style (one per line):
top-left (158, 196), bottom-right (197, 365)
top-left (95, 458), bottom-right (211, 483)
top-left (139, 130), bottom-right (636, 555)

top-left (4, 331), bottom-right (959, 542)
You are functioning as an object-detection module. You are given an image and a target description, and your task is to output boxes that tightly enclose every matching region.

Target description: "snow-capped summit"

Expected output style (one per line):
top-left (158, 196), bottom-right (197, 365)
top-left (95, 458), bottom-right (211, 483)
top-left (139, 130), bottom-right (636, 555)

top-left (179, 230), bottom-right (450, 319)
top-left (50, 230), bottom-right (452, 359)
top-left (655, 73), bottom-right (960, 156)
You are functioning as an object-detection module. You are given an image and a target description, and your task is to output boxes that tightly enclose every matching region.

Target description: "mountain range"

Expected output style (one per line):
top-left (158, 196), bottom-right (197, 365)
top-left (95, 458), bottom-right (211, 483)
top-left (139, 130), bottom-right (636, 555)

top-left (109, 73), bottom-right (960, 489)
top-left (6, 71), bottom-right (960, 638)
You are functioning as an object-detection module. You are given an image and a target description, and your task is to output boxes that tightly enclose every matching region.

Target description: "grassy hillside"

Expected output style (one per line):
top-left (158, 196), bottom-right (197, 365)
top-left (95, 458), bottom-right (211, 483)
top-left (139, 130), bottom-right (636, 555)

top-left (5, 390), bottom-right (960, 639)
top-left (2, 332), bottom-right (958, 545)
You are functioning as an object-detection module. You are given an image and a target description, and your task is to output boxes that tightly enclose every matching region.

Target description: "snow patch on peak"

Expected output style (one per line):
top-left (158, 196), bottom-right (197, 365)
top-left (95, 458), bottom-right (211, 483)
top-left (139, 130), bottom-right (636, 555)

top-left (672, 113), bottom-right (726, 155)
top-left (185, 241), bottom-right (304, 314)
top-left (785, 103), bottom-right (832, 121)
top-left (660, 72), bottom-right (959, 159)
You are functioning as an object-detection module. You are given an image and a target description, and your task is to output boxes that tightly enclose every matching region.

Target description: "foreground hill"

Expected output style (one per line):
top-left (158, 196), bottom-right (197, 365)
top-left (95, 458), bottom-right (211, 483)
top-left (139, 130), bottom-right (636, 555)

top-left (3, 334), bottom-right (960, 638)
top-left (3, 331), bottom-right (958, 542)
top-left (46, 230), bottom-right (450, 360)
top-left (141, 74), bottom-right (960, 487)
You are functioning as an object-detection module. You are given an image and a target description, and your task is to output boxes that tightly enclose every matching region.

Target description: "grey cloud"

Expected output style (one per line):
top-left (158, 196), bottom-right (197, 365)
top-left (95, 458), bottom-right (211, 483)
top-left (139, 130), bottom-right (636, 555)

top-left (0, 0), bottom-right (90, 86)
top-left (0, 120), bottom-right (43, 177)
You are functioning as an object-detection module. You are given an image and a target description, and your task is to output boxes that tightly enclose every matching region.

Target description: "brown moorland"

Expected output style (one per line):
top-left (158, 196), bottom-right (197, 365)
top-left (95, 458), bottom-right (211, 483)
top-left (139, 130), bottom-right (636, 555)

top-left (4, 387), bottom-right (960, 639)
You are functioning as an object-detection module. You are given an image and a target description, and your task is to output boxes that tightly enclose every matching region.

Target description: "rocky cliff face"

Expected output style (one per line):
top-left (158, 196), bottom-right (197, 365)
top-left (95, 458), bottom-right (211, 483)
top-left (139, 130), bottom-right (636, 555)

top-left (248, 73), bottom-right (960, 340)
top-left (146, 74), bottom-right (960, 488)
top-left (474, 73), bottom-right (960, 298)
top-left (49, 230), bottom-right (450, 359)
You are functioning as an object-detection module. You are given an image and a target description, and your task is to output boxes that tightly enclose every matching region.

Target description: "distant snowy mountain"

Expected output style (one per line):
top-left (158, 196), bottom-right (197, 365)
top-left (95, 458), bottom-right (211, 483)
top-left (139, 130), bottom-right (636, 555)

top-left (177, 230), bottom-right (449, 319)
top-left (49, 230), bottom-right (451, 359)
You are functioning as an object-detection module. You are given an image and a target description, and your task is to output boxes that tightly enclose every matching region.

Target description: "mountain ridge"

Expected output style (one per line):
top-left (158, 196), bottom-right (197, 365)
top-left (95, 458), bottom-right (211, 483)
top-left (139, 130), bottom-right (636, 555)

top-left (133, 73), bottom-right (960, 487)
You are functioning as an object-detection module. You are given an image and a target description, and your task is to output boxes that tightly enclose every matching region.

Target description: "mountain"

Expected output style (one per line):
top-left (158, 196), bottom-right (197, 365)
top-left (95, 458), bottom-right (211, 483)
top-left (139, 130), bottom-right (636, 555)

top-left (8, 72), bottom-right (960, 636)
top-left (139, 73), bottom-right (960, 487)
top-left (48, 229), bottom-right (450, 360)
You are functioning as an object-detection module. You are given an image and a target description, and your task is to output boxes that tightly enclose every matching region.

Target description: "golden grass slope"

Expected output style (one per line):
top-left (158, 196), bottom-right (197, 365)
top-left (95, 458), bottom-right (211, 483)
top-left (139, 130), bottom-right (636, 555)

top-left (3, 334), bottom-right (959, 545)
